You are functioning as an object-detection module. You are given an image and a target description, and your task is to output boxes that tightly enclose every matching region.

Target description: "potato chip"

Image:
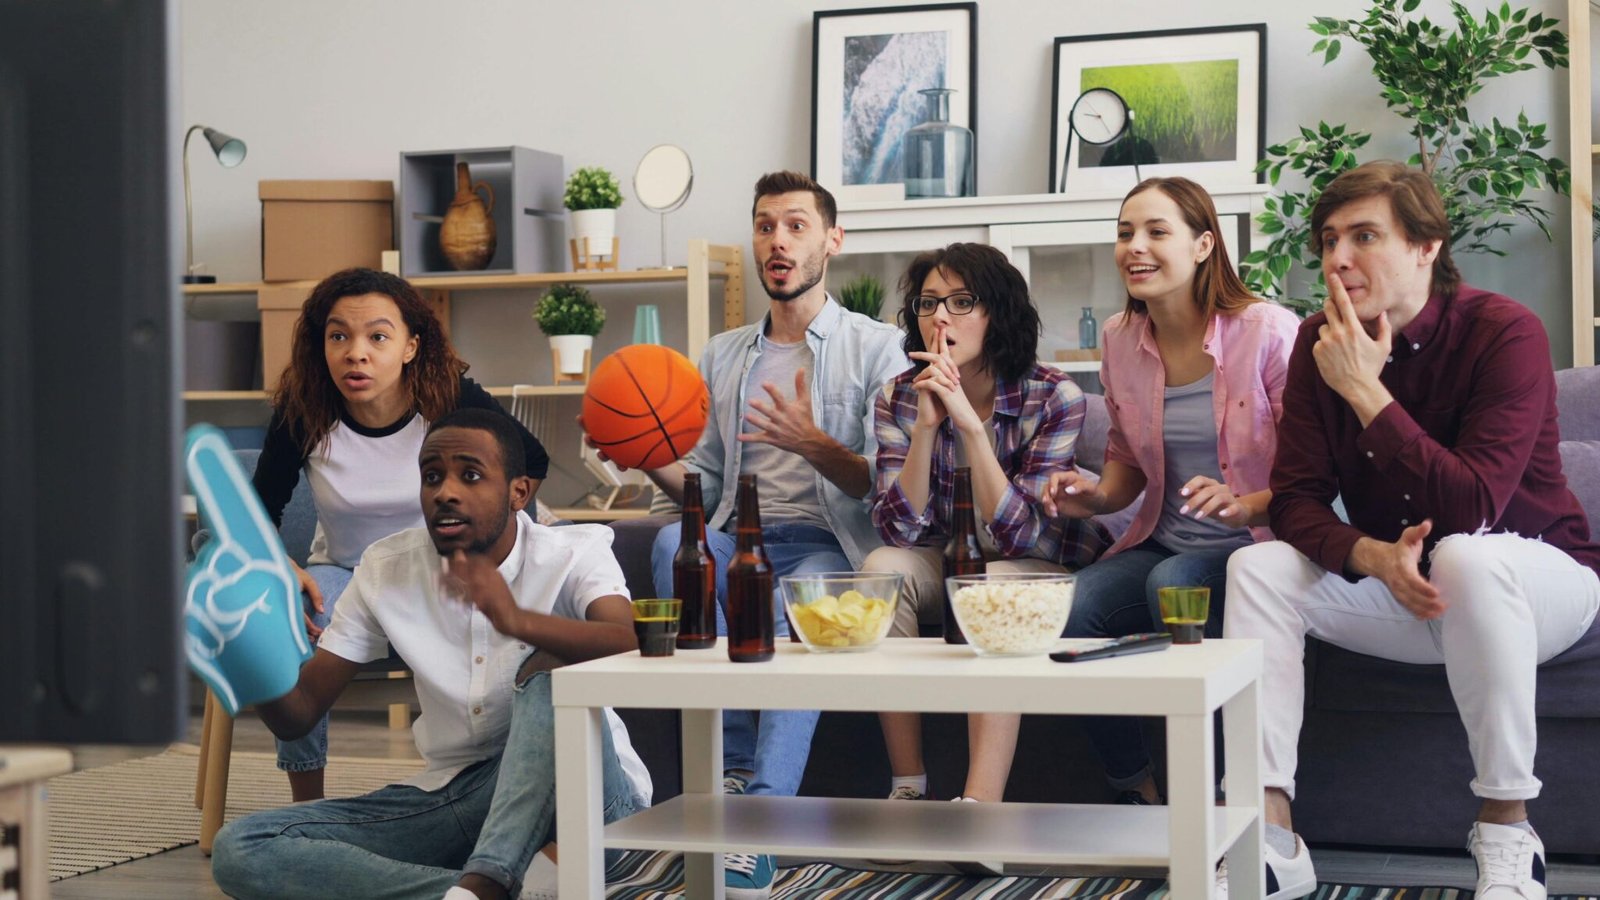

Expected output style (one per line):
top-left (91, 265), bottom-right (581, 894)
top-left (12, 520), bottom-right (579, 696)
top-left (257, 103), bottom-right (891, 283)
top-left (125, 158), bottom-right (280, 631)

top-left (791, 592), bottom-right (893, 648)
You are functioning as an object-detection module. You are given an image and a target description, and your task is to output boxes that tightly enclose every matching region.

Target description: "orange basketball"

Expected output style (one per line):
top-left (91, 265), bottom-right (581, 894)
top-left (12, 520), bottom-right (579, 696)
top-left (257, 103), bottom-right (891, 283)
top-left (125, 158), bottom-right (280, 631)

top-left (582, 344), bottom-right (710, 470)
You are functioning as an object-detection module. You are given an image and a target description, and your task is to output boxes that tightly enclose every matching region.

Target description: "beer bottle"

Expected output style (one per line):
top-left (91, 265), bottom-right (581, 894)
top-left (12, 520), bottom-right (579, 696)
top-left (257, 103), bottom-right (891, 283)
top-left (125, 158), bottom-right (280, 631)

top-left (726, 475), bottom-right (775, 662)
top-left (673, 472), bottom-right (716, 649)
top-left (943, 466), bottom-right (986, 644)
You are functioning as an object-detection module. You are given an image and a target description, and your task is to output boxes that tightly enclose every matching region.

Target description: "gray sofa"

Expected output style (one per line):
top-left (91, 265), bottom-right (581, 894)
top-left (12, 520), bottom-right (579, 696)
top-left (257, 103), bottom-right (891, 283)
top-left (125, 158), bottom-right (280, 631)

top-left (606, 366), bottom-right (1600, 854)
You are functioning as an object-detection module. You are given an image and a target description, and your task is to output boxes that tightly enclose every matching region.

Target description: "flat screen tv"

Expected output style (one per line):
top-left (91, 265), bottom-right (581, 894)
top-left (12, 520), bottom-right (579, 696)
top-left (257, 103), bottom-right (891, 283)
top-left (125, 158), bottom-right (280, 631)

top-left (0, 0), bottom-right (185, 743)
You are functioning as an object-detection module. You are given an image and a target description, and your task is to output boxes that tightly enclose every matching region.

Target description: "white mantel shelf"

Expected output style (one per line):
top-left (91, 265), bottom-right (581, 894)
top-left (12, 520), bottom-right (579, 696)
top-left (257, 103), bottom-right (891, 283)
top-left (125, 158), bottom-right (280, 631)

top-left (838, 184), bottom-right (1271, 231)
top-left (834, 184), bottom-right (1272, 278)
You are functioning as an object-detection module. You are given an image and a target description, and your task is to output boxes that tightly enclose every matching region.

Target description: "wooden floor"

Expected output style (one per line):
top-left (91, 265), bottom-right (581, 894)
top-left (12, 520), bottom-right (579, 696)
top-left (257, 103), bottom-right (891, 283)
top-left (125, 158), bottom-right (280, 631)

top-left (47, 710), bottom-right (1600, 898)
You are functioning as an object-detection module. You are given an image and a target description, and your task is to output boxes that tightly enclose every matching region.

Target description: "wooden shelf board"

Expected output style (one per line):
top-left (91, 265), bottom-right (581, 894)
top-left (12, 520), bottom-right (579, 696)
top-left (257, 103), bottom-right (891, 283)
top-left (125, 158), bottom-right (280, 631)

top-left (550, 507), bottom-right (653, 523)
top-left (485, 385), bottom-right (586, 398)
top-left (411, 268), bottom-right (728, 291)
top-left (183, 390), bottom-right (271, 401)
top-left (181, 266), bottom-right (730, 297)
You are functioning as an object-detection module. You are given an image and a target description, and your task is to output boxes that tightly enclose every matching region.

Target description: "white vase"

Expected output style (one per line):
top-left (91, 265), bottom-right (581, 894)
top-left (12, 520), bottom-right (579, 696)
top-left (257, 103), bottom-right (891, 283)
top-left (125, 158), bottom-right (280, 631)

top-left (549, 334), bottom-right (594, 375)
top-left (569, 209), bottom-right (616, 257)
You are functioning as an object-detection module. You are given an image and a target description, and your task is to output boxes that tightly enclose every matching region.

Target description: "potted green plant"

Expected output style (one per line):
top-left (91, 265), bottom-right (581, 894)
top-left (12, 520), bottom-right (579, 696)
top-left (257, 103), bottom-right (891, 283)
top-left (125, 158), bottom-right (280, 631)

top-left (533, 283), bottom-right (606, 377)
top-left (1241, 0), bottom-right (1571, 316)
top-left (564, 166), bottom-right (624, 262)
top-left (837, 274), bottom-right (886, 320)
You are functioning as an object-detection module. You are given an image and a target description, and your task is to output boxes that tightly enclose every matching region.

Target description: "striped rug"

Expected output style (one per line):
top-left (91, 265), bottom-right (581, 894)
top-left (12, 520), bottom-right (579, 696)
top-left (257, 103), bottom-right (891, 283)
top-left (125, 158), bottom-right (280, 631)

top-left (604, 851), bottom-right (1599, 899)
top-left (48, 743), bottom-right (424, 880)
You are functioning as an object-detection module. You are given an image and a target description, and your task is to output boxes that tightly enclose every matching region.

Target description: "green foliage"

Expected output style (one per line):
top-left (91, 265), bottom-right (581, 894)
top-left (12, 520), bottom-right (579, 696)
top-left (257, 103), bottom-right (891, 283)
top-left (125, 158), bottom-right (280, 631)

top-left (1242, 0), bottom-right (1570, 316)
top-left (532, 284), bottom-right (605, 336)
top-left (563, 167), bottom-right (624, 211)
top-left (837, 274), bottom-right (886, 320)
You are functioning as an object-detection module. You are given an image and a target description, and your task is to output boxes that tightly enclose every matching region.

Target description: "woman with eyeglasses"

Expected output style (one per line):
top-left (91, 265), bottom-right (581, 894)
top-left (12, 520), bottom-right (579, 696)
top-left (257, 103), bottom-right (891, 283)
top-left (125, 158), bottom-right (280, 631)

top-left (1042, 177), bottom-right (1298, 805)
top-left (863, 242), bottom-right (1109, 811)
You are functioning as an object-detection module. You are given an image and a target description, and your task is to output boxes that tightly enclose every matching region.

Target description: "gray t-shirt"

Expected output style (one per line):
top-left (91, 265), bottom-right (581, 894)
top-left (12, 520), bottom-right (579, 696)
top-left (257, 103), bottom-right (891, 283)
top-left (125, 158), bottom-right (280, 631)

top-left (1149, 371), bottom-right (1252, 553)
top-left (736, 334), bottom-right (828, 529)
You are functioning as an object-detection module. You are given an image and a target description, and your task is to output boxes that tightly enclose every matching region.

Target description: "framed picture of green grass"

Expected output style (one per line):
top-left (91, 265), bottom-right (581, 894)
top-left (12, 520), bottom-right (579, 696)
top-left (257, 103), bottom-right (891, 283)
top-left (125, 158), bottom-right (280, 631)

top-left (1049, 25), bottom-right (1266, 197)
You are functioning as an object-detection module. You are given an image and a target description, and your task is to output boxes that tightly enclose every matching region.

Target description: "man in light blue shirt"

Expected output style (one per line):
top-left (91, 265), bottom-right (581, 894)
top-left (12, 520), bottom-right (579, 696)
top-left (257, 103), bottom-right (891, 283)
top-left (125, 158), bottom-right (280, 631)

top-left (587, 170), bottom-right (906, 899)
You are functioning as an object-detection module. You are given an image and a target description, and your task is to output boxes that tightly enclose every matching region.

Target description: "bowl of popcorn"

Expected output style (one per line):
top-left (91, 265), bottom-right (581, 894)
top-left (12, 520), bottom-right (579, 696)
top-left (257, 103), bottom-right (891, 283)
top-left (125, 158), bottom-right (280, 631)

top-left (945, 572), bottom-right (1075, 657)
top-left (781, 572), bottom-right (903, 652)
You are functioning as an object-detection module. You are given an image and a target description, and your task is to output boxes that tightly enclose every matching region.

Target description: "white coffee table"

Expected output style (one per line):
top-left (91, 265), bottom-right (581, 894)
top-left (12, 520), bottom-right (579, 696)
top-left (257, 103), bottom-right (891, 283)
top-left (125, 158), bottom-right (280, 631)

top-left (554, 638), bottom-right (1263, 899)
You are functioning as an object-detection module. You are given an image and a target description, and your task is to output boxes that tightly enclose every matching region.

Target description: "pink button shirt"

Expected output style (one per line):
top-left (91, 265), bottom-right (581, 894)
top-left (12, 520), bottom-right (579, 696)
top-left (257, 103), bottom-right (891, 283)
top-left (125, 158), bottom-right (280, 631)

top-left (1100, 301), bottom-right (1300, 557)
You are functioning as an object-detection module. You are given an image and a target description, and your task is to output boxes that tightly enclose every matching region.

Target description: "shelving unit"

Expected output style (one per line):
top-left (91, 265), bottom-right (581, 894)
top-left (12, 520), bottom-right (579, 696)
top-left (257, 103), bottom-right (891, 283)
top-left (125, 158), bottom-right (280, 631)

top-left (1570, 0), bottom-right (1597, 366)
top-left (181, 239), bottom-right (743, 521)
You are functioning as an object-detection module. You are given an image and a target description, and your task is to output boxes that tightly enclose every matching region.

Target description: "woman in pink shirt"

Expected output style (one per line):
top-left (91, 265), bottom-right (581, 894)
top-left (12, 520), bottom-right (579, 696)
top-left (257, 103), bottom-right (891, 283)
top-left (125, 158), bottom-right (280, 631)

top-left (1043, 177), bottom-right (1298, 804)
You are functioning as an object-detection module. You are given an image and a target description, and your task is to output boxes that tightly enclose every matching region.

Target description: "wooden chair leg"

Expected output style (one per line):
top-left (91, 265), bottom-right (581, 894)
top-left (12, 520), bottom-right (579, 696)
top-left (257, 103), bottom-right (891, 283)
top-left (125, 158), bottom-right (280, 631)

top-left (195, 690), bottom-right (216, 809)
top-left (199, 699), bottom-right (236, 856)
top-left (388, 702), bottom-right (410, 730)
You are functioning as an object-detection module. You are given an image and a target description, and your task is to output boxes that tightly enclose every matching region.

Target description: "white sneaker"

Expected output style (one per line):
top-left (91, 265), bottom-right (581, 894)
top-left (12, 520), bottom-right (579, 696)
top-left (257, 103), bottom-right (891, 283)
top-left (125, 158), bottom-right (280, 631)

top-left (1469, 822), bottom-right (1547, 900)
top-left (1215, 832), bottom-right (1316, 900)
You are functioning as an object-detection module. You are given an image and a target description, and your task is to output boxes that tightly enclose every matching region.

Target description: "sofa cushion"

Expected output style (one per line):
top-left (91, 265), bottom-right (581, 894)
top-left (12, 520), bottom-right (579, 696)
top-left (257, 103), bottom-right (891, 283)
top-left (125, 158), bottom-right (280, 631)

top-left (1560, 440), bottom-right (1600, 536)
top-left (1556, 366), bottom-right (1600, 441)
top-left (1308, 613), bottom-right (1600, 718)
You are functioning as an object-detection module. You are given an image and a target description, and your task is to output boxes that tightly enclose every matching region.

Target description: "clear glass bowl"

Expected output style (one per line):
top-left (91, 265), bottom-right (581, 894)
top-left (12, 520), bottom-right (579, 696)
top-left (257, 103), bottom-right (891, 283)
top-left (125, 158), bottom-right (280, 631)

top-left (780, 572), bottom-right (903, 653)
top-left (945, 572), bottom-right (1076, 657)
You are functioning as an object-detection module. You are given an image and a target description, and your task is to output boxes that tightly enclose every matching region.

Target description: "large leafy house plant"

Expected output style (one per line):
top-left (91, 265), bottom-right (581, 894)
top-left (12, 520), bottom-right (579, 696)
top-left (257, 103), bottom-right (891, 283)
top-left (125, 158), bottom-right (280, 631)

top-left (1241, 0), bottom-right (1571, 316)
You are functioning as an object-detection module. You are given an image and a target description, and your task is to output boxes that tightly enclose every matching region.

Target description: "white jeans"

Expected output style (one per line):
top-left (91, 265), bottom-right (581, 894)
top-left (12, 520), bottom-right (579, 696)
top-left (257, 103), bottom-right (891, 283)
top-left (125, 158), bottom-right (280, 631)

top-left (1225, 533), bottom-right (1599, 801)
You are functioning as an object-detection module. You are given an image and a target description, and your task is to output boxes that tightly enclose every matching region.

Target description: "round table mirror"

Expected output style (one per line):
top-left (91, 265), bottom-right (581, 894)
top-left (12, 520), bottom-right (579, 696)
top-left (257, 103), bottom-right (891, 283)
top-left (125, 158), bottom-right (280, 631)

top-left (634, 145), bottom-right (693, 267)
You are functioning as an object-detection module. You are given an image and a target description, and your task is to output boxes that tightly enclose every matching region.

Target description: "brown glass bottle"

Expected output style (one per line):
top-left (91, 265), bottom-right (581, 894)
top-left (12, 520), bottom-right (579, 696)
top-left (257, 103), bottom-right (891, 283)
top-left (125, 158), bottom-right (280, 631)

top-left (942, 466), bottom-right (986, 644)
top-left (673, 473), bottom-right (716, 649)
top-left (726, 475), bottom-right (775, 662)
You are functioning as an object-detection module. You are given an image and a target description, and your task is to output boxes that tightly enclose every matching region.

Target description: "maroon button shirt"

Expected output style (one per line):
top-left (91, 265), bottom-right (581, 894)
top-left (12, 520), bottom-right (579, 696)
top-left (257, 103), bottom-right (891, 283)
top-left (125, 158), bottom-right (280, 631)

top-left (1269, 283), bottom-right (1600, 579)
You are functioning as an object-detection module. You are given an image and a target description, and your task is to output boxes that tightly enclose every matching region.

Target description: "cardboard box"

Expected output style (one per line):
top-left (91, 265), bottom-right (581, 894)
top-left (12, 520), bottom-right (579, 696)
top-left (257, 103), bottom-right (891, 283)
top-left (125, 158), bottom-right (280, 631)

top-left (260, 180), bottom-right (394, 282)
top-left (258, 284), bottom-right (312, 391)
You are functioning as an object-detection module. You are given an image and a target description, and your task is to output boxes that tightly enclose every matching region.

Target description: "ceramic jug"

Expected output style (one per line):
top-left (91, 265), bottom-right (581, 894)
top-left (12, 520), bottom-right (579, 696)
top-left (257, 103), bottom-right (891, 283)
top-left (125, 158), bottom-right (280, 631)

top-left (439, 161), bottom-right (496, 270)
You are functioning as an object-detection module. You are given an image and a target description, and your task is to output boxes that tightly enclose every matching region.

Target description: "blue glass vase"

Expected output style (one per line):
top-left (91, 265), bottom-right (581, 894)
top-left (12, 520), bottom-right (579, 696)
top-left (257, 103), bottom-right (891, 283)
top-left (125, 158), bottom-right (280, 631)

top-left (1079, 307), bottom-right (1098, 350)
top-left (903, 88), bottom-right (974, 199)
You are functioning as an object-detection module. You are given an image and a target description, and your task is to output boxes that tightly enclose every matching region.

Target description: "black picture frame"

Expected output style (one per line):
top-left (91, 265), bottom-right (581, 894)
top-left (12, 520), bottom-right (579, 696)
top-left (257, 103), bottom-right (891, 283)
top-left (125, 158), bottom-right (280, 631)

top-left (811, 3), bottom-right (978, 202)
top-left (1049, 24), bottom-right (1266, 196)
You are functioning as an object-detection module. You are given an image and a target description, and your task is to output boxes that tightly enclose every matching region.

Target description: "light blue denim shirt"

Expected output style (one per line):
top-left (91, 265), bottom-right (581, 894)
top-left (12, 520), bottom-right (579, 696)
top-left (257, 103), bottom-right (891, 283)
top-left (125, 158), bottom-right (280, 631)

top-left (683, 295), bottom-right (909, 567)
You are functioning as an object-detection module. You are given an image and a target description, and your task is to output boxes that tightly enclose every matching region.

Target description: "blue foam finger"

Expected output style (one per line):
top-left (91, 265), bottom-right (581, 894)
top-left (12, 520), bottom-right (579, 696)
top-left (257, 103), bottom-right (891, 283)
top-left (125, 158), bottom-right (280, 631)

top-left (184, 425), bottom-right (313, 716)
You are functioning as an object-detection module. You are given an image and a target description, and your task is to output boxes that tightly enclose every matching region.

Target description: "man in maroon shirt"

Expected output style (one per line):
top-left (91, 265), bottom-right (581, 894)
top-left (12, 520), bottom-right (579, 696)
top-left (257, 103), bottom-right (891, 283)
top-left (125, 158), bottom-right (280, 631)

top-left (1222, 161), bottom-right (1600, 900)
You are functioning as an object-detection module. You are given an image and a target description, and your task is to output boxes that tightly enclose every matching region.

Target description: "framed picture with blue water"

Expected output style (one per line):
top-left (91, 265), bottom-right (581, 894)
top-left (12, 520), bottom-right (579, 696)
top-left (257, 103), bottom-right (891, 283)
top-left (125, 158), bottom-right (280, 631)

top-left (810, 3), bottom-right (977, 203)
top-left (1049, 24), bottom-right (1266, 198)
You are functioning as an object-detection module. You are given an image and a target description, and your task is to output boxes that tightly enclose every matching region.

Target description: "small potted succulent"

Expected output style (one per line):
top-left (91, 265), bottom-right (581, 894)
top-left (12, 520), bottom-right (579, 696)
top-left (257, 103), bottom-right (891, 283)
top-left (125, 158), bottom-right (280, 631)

top-left (533, 283), bottom-right (606, 377)
top-left (564, 166), bottom-right (624, 261)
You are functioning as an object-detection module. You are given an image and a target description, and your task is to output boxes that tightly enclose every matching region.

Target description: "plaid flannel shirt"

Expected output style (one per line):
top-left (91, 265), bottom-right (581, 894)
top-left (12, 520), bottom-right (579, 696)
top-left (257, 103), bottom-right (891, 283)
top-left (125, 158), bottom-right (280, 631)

top-left (870, 364), bottom-right (1108, 569)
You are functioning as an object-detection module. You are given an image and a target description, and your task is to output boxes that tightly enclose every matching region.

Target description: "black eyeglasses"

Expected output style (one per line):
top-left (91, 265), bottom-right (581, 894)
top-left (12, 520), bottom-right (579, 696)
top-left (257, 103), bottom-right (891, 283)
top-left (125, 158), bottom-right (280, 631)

top-left (912, 293), bottom-right (981, 317)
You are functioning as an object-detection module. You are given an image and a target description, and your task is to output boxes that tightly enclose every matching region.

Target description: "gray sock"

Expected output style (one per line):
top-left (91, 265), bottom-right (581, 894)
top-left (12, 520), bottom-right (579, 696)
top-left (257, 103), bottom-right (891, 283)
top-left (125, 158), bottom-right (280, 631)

top-left (1265, 823), bottom-right (1298, 859)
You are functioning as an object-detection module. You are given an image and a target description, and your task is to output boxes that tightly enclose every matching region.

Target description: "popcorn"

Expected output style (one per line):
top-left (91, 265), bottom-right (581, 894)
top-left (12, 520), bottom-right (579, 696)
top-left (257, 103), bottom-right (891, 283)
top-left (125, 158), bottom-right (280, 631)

top-left (949, 579), bottom-right (1075, 655)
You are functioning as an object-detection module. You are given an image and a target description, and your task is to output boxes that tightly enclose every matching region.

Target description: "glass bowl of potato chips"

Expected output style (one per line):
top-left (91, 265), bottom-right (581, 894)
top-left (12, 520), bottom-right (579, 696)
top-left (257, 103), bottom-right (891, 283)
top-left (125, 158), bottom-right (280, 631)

top-left (781, 572), bottom-right (903, 653)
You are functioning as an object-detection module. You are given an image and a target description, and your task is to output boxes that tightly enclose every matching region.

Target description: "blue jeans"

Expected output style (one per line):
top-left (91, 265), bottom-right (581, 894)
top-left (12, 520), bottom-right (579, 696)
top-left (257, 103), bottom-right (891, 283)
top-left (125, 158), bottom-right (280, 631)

top-left (277, 564), bottom-right (352, 774)
top-left (213, 666), bottom-right (641, 900)
top-left (651, 521), bottom-right (849, 796)
top-left (1062, 539), bottom-right (1238, 789)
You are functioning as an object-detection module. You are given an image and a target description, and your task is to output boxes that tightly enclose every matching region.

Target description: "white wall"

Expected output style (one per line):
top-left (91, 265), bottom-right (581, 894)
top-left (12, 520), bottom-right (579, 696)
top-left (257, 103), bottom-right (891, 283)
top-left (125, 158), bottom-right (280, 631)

top-left (180, 0), bottom-right (1579, 367)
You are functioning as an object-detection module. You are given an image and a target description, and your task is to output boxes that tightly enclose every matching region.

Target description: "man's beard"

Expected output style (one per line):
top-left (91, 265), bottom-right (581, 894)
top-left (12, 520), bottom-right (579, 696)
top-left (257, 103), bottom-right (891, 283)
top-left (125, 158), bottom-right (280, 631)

top-left (761, 255), bottom-right (825, 302)
top-left (465, 504), bottom-right (512, 555)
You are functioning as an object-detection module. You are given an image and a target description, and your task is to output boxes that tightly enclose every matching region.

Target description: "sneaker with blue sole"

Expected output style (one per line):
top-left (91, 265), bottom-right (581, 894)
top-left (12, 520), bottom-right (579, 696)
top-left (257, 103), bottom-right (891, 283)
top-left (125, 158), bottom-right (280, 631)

top-left (724, 852), bottom-right (776, 899)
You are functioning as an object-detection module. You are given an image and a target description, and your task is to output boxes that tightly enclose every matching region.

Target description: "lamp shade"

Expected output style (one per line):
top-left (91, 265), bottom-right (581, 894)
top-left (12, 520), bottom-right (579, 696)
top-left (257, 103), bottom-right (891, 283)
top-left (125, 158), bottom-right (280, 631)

top-left (202, 127), bottom-right (246, 167)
